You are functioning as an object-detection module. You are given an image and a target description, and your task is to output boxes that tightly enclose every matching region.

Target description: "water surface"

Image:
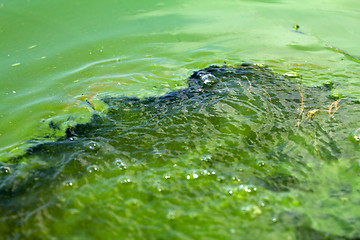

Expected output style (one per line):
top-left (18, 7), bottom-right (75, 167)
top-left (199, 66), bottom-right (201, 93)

top-left (0, 0), bottom-right (359, 239)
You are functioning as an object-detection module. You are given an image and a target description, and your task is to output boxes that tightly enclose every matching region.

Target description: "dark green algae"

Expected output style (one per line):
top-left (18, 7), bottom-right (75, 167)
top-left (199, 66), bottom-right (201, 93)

top-left (0, 64), bottom-right (359, 239)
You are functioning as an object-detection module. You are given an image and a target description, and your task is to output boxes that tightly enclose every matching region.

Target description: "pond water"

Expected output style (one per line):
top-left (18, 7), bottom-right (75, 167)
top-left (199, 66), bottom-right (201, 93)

top-left (1, 0), bottom-right (360, 239)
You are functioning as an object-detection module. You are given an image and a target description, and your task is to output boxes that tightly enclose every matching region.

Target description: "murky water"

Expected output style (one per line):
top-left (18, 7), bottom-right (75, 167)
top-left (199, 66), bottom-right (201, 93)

top-left (1, 0), bottom-right (359, 239)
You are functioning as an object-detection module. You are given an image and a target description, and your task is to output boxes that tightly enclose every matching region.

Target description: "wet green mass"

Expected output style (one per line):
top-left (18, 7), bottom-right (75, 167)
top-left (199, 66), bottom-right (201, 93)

top-left (1, 64), bottom-right (359, 239)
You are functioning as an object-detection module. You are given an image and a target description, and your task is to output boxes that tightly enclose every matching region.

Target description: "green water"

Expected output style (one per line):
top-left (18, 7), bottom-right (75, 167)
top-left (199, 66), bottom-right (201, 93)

top-left (1, 0), bottom-right (360, 239)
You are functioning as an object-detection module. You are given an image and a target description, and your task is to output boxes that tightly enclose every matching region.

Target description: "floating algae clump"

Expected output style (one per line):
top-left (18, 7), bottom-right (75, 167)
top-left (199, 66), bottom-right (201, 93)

top-left (0, 64), bottom-right (359, 239)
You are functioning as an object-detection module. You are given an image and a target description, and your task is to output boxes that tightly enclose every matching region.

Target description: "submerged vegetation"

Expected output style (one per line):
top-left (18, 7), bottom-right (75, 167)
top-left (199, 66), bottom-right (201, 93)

top-left (0, 64), bottom-right (359, 239)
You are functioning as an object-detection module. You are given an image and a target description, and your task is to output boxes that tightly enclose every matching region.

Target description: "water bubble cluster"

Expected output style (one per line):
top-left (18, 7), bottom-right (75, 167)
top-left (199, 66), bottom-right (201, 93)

top-left (232, 176), bottom-right (241, 182)
top-left (114, 159), bottom-right (127, 170)
top-left (226, 184), bottom-right (258, 196)
top-left (186, 174), bottom-right (198, 180)
top-left (87, 165), bottom-right (100, 173)
top-left (117, 176), bottom-right (131, 184)
top-left (239, 184), bottom-right (257, 193)
top-left (186, 169), bottom-right (216, 180)
top-left (201, 155), bottom-right (212, 162)
top-left (257, 161), bottom-right (265, 167)
top-left (86, 141), bottom-right (100, 151)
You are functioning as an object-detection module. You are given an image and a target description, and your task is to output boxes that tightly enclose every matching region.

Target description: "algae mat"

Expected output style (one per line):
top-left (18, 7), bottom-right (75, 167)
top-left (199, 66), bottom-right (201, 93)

top-left (1, 64), bottom-right (359, 239)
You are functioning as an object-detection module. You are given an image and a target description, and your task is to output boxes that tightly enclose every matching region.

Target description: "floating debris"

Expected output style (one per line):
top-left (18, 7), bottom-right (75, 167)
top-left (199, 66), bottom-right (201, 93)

top-left (28, 45), bottom-right (38, 49)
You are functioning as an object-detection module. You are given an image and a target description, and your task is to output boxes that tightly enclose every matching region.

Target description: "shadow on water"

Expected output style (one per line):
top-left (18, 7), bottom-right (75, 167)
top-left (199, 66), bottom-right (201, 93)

top-left (0, 64), bottom-right (359, 239)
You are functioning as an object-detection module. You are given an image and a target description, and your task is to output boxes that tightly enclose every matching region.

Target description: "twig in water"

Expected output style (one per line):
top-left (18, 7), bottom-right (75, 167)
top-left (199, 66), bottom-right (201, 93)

top-left (328, 45), bottom-right (360, 63)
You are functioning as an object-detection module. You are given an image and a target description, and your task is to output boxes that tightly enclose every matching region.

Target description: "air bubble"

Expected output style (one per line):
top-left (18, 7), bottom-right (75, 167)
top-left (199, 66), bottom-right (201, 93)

top-left (63, 180), bottom-right (75, 187)
top-left (186, 170), bottom-right (207, 180)
top-left (154, 152), bottom-right (163, 158)
top-left (232, 176), bottom-right (240, 182)
top-left (114, 159), bottom-right (127, 170)
top-left (239, 184), bottom-right (257, 193)
top-left (257, 161), bottom-right (265, 167)
top-left (117, 176), bottom-right (131, 184)
top-left (0, 166), bottom-right (11, 175)
top-left (203, 169), bottom-right (216, 176)
top-left (87, 141), bottom-right (100, 151)
top-left (87, 165), bottom-right (100, 173)
top-left (200, 74), bottom-right (216, 85)
top-left (69, 136), bottom-right (77, 141)
top-left (201, 155), bottom-right (212, 162)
